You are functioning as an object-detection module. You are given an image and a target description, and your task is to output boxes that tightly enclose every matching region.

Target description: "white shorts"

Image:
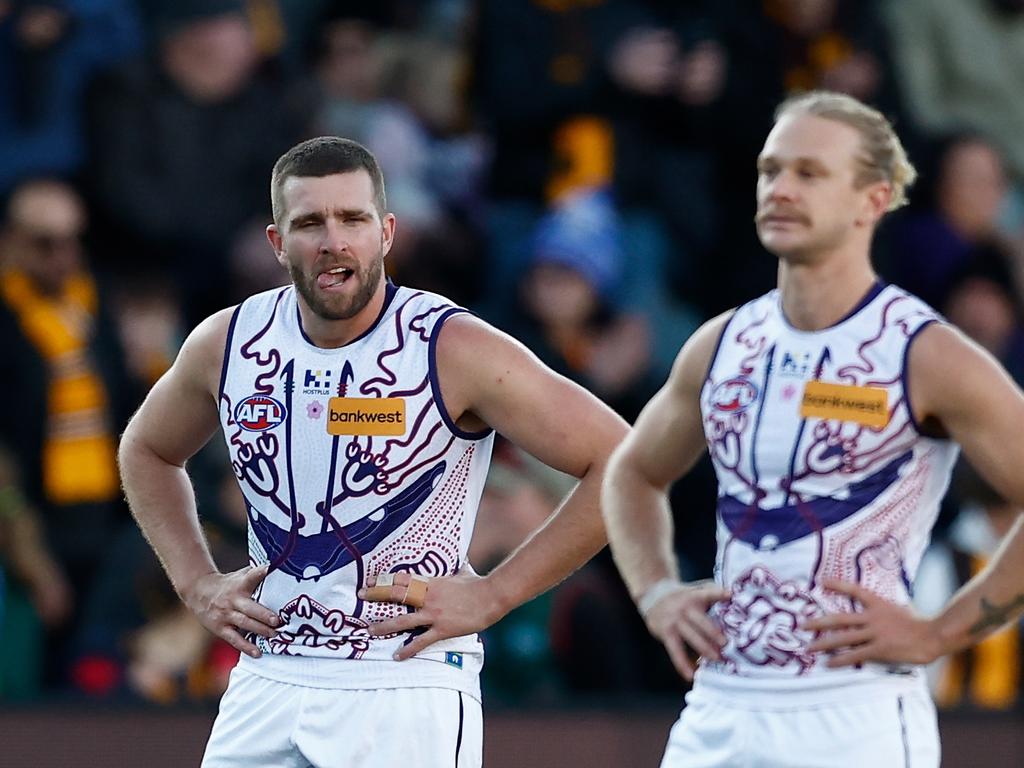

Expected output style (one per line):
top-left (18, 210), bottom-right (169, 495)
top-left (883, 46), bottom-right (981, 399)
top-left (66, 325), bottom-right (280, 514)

top-left (661, 677), bottom-right (939, 768)
top-left (202, 666), bottom-right (482, 768)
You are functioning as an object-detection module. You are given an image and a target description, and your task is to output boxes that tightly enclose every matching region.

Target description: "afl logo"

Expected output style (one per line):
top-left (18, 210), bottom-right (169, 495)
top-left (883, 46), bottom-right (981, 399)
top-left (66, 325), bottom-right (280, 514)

top-left (234, 395), bottom-right (287, 431)
top-left (711, 377), bottom-right (758, 413)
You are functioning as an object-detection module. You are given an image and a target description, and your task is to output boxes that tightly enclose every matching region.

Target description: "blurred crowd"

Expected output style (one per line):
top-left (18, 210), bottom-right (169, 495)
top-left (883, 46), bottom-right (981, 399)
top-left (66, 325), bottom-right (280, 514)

top-left (3, 0), bottom-right (1024, 714)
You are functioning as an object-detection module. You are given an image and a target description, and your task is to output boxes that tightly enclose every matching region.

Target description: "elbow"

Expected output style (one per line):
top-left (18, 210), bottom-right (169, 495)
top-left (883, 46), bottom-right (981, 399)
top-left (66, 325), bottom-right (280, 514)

top-left (117, 417), bottom-right (174, 478)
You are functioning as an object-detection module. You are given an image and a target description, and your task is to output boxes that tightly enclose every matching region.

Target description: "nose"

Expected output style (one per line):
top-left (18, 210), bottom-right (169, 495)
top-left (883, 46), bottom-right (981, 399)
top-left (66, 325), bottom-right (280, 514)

top-left (319, 219), bottom-right (349, 255)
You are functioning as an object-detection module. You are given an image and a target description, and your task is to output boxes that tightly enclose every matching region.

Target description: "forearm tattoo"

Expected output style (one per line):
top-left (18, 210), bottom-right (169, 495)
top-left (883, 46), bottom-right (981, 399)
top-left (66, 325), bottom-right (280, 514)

top-left (969, 594), bottom-right (1024, 637)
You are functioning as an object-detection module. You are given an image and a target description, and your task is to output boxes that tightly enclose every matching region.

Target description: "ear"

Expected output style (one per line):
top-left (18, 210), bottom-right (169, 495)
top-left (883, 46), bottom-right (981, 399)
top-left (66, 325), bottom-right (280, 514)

top-left (857, 182), bottom-right (892, 227)
top-left (266, 223), bottom-right (287, 267)
top-left (381, 212), bottom-right (397, 257)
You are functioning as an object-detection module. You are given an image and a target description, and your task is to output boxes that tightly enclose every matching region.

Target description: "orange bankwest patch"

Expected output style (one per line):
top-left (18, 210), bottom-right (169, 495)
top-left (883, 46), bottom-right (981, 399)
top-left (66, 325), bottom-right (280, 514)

top-left (326, 398), bottom-right (406, 436)
top-left (799, 381), bottom-right (889, 427)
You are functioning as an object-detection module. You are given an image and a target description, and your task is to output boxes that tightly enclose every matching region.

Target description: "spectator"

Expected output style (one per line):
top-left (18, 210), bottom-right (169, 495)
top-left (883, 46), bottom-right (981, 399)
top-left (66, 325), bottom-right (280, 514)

top-left (85, 0), bottom-right (308, 326)
top-left (943, 249), bottom-right (1024, 386)
top-left (886, 0), bottom-right (1024, 184)
top-left (0, 178), bottom-right (130, 688)
top-left (499, 189), bottom-right (662, 422)
top-left (0, 0), bottom-right (141, 194)
top-left (881, 134), bottom-right (1020, 309)
top-left (0, 446), bottom-right (72, 699)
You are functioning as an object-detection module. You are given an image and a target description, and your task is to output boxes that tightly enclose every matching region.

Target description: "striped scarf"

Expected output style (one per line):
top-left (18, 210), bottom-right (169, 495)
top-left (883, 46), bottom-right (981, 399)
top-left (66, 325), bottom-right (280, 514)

top-left (0, 268), bottom-right (118, 504)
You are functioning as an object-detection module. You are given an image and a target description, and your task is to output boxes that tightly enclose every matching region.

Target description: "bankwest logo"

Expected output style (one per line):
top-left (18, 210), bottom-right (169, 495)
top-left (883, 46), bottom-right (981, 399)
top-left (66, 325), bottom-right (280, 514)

top-left (799, 381), bottom-right (888, 428)
top-left (326, 397), bottom-right (406, 436)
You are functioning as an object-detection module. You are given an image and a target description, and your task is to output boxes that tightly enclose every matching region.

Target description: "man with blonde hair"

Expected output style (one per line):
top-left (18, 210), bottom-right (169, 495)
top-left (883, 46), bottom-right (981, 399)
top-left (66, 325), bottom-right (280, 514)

top-left (603, 90), bottom-right (1024, 766)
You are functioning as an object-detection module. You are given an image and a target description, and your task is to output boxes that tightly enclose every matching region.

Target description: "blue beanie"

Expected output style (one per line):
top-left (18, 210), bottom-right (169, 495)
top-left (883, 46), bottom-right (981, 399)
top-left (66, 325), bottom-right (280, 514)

top-left (531, 188), bottom-right (622, 298)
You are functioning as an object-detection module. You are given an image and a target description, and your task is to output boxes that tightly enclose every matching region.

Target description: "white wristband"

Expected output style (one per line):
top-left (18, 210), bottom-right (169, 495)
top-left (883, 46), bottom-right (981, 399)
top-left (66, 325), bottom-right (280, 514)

top-left (637, 578), bottom-right (686, 618)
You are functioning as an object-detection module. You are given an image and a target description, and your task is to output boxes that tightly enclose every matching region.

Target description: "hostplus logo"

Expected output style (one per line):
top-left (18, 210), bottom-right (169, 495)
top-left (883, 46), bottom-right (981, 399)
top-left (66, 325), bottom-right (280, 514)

top-left (303, 369), bottom-right (334, 395)
top-left (779, 351), bottom-right (810, 378)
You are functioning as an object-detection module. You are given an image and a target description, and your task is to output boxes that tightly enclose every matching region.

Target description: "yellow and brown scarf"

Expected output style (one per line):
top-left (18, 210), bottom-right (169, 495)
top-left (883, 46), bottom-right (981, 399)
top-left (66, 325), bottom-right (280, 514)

top-left (0, 268), bottom-right (118, 505)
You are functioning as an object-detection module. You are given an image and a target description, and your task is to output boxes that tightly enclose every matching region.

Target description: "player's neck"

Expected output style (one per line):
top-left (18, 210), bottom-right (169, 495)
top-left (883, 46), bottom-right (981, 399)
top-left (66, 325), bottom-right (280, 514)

top-left (777, 253), bottom-right (877, 332)
top-left (296, 282), bottom-right (387, 348)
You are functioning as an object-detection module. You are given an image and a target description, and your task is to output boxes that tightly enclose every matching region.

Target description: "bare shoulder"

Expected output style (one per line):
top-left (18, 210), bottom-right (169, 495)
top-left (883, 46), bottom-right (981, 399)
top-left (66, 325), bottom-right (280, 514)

top-left (666, 309), bottom-right (736, 397)
top-left (434, 311), bottom-right (529, 371)
top-left (172, 306), bottom-right (239, 397)
top-left (907, 321), bottom-right (996, 394)
top-left (432, 311), bottom-right (543, 429)
top-left (433, 311), bottom-right (627, 470)
top-left (908, 320), bottom-right (1017, 431)
top-left (907, 321), bottom-right (972, 368)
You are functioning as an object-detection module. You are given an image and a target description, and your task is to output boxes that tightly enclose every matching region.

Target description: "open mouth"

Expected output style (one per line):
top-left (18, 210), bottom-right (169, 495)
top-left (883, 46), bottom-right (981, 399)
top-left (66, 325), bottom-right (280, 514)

top-left (317, 266), bottom-right (355, 290)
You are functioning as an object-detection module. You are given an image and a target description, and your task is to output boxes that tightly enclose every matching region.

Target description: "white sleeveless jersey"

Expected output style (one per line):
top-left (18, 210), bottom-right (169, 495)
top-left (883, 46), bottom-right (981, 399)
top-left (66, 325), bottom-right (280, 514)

top-left (218, 283), bottom-right (494, 690)
top-left (699, 283), bottom-right (958, 687)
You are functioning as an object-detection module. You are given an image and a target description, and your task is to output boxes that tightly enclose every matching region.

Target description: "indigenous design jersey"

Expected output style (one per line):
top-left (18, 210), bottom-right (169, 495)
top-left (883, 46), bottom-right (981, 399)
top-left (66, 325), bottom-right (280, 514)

top-left (700, 283), bottom-right (958, 684)
top-left (219, 284), bottom-right (493, 675)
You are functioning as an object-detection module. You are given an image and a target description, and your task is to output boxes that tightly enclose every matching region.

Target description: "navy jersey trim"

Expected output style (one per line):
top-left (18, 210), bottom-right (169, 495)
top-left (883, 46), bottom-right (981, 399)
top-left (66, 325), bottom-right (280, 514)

top-left (429, 308), bottom-right (493, 441)
top-left (777, 279), bottom-right (886, 334)
top-left (702, 307), bottom-right (741, 388)
top-left (217, 303), bottom-right (243, 401)
top-left (295, 280), bottom-right (400, 348)
top-left (837, 279), bottom-right (886, 325)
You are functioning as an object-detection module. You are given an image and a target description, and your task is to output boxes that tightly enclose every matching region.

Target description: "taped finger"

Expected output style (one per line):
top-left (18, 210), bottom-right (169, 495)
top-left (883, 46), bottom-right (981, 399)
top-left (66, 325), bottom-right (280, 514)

top-left (404, 576), bottom-right (428, 609)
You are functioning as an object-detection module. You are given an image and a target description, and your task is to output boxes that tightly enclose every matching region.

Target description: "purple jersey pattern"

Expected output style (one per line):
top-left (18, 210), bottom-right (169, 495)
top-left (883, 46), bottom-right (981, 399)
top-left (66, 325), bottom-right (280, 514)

top-left (219, 285), bottom-right (493, 661)
top-left (700, 284), bottom-right (959, 679)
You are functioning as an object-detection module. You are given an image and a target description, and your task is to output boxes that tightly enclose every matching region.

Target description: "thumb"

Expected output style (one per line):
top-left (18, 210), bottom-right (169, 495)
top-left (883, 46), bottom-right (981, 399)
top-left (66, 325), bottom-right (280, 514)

top-left (244, 563), bottom-right (271, 588)
top-left (695, 584), bottom-right (732, 604)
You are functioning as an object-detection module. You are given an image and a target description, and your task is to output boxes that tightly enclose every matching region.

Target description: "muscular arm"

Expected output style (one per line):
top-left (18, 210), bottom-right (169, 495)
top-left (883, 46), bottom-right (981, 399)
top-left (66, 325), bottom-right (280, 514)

top-left (119, 310), bottom-right (228, 591)
top-left (601, 312), bottom-right (733, 678)
top-left (446, 315), bottom-right (629, 614)
top-left (119, 308), bottom-right (279, 656)
top-left (808, 323), bottom-right (1024, 663)
top-left (603, 312), bottom-right (729, 598)
top-left (910, 325), bottom-right (1024, 655)
top-left (365, 313), bottom-right (629, 656)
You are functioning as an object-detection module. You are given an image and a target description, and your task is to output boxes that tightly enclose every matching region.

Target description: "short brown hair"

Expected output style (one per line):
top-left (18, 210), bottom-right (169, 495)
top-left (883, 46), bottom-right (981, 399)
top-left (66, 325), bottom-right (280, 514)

top-left (775, 91), bottom-right (917, 211)
top-left (270, 137), bottom-right (386, 225)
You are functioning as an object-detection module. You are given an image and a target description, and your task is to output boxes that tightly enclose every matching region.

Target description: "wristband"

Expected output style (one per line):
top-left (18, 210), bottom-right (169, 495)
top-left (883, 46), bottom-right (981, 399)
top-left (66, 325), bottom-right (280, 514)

top-left (637, 578), bottom-right (686, 618)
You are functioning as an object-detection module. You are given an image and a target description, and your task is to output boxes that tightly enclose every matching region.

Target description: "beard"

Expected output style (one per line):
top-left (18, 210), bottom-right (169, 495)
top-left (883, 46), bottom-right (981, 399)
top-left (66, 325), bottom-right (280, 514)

top-left (289, 246), bottom-right (385, 321)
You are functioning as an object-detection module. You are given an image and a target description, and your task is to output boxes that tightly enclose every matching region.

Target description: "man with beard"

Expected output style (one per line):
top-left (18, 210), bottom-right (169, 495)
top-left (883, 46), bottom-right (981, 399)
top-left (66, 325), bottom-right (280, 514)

top-left (118, 137), bottom-right (627, 767)
top-left (601, 91), bottom-right (1024, 767)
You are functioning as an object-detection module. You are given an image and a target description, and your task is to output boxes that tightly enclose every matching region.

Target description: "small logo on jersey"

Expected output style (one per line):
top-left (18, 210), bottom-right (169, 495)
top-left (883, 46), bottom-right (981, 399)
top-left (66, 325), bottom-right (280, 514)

top-left (303, 369), bottom-right (334, 395)
top-left (235, 395), bottom-right (287, 431)
top-left (779, 351), bottom-right (810, 378)
top-left (327, 397), bottom-right (406, 436)
top-left (800, 381), bottom-right (889, 427)
top-left (445, 651), bottom-right (464, 669)
top-left (711, 377), bottom-right (759, 413)
top-left (307, 400), bottom-right (324, 420)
